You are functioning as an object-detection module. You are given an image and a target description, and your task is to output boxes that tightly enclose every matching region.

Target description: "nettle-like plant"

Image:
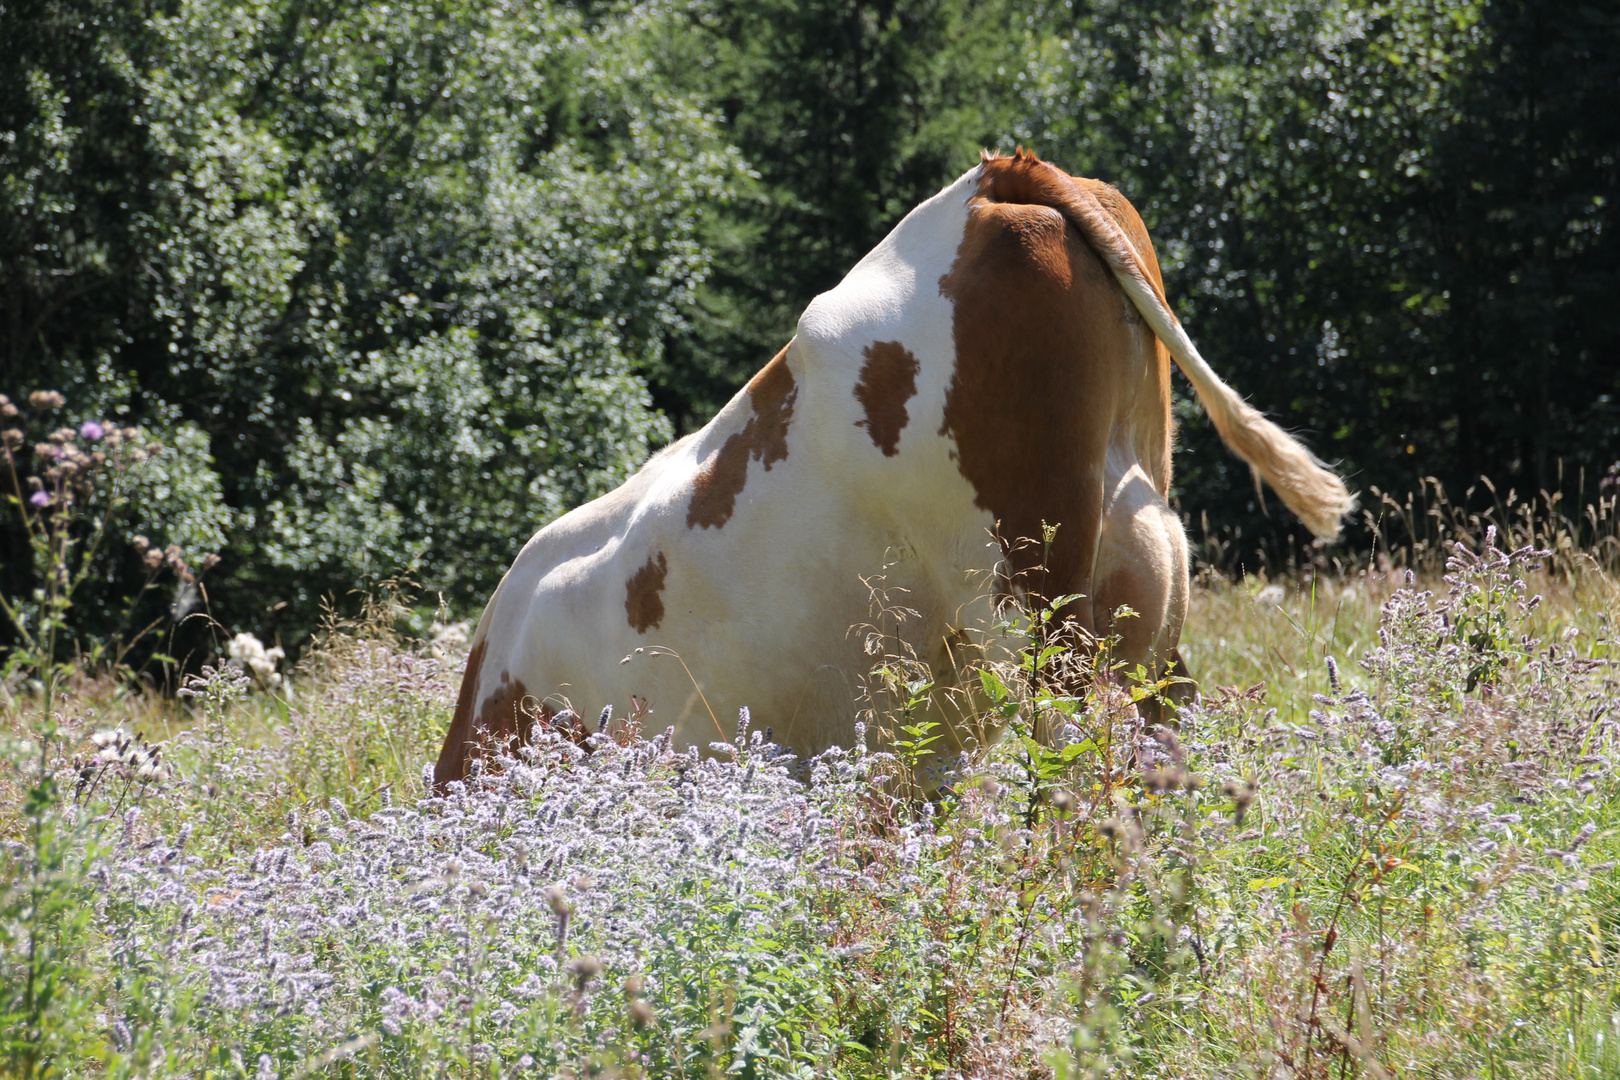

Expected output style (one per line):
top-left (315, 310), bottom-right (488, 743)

top-left (0, 389), bottom-right (219, 1080)
top-left (0, 389), bottom-right (218, 721)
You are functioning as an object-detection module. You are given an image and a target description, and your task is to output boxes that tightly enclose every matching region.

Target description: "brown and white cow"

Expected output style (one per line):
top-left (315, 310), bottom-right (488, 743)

top-left (434, 149), bottom-right (1353, 787)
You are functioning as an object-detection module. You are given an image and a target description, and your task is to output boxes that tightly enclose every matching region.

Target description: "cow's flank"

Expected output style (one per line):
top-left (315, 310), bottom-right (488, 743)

top-left (624, 551), bottom-right (669, 633)
top-left (686, 344), bottom-right (799, 529)
top-left (853, 341), bottom-right (921, 456)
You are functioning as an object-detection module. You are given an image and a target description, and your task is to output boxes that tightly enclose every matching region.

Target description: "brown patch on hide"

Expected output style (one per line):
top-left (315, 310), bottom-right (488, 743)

top-left (433, 637), bottom-right (538, 789)
top-left (853, 341), bottom-right (921, 456)
top-left (937, 149), bottom-right (1165, 623)
top-left (434, 637), bottom-right (489, 790)
top-left (973, 148), bottom-right (1176, 493)
top-left (475, 669), bottom-right (533, 753)
top-left (624, 551), bottom-right (669, 633)
top-left (686, 343), bottom-right (798, 529)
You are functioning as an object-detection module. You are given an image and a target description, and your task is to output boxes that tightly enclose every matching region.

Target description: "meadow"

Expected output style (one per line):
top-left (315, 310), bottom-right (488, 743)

top-left (3, 470), bottom-right (1620, 1079)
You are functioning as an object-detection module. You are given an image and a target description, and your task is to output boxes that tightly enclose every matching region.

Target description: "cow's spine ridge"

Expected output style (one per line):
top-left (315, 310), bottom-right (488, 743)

top-left (1037, 170), bottom-right (1356, 540)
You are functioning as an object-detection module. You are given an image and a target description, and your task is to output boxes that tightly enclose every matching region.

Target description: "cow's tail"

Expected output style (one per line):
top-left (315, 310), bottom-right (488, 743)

top-left (1038, 170), bottom-right (1356, 540)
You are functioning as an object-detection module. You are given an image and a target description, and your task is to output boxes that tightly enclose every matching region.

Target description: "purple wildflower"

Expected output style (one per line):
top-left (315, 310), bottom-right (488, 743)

top-left (29, 491), bottom-right (50, 507)
top-left (80, 420), bottom-right (106, 441)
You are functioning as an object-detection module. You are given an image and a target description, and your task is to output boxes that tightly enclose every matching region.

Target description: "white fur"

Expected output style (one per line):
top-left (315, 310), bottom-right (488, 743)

top-left (464, 170), bottom-right (999, 760)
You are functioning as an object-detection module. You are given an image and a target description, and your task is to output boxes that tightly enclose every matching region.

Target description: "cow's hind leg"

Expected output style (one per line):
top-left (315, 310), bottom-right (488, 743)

top-left (1090, 458), bottom-right (1190, 716)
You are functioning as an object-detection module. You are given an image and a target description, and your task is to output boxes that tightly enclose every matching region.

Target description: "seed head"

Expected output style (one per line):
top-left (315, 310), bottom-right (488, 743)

top-left (545, 885), bottom-right (571, 917)
top-left (566, 954), bottom-right (602, 989)
top-left (29, 390), bottom-right (65, 409)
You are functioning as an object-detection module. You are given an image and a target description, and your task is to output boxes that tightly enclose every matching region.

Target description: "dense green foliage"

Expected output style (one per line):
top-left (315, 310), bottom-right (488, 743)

top-left (2, 0), bottom-right (1616, 656)
top-left (1023, 0), bottom-right (1619, 550)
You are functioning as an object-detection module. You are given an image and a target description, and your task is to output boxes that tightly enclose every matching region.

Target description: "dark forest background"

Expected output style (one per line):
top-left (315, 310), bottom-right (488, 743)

top-left (3, 0), bottom-right (1617, 662)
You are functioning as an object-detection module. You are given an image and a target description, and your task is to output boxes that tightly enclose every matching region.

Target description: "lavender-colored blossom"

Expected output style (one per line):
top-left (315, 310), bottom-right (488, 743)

top-left (29, 490), bottom-right (49, 507)
top-left (79, 420), bottom-right (105, 441)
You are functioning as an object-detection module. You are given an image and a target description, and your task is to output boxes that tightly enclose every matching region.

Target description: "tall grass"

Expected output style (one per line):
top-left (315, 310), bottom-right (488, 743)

top-left (2, 480), bottom-right (1618, 1078)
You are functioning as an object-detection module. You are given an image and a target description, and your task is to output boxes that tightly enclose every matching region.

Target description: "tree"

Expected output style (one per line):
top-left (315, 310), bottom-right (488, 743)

top-left (1021, 0), bottom-right (1618, 563)
top-left (1, 0), bottom-right (747, 653)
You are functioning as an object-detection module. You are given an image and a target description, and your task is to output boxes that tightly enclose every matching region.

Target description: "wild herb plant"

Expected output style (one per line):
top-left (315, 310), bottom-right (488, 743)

top-left (2, 489), bottom-right (1619, 1078)
top-left (0, 389), bottom-right (217, 714)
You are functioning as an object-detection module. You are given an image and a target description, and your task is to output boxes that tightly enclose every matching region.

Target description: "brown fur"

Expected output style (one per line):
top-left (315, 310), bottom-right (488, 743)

top-left (624, 551), bottom-right (669, 633)
top-left (435, 639), bottom-right (537, 788)
top-left (686, 344), bottom-right (799, 529)
top-left (435, 638), bottom-right (489, 789)
top-left (853, 341), bottom-right (921, 456)
top-left (977, 148), bottom-right (1353, 539)
top-left (938, 170), bottom-right (1167, 626)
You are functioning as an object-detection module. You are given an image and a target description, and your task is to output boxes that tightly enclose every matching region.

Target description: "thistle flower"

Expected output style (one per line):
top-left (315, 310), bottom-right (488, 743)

top-left (29, 491), bottom-right (51, 508)
top-left (80, 420), bottom-right (105, 441)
